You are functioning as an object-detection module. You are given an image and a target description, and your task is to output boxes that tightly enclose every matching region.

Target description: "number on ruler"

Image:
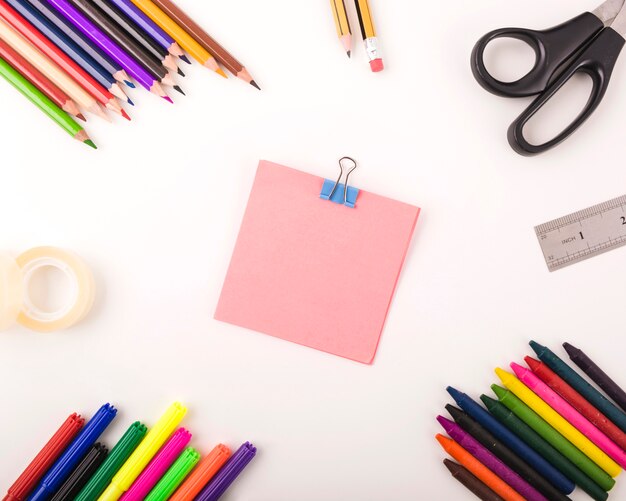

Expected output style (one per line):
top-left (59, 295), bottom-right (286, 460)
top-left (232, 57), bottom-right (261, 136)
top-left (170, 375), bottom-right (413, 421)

top-left (621, 216), bottom-right (626, 225)
top-left (579, 231), bottom-right (584, 240)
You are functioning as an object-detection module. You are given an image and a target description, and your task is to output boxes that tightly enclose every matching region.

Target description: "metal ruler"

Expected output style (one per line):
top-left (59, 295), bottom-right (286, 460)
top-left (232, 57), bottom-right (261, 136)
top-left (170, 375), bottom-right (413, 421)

top-left (535, 195), bottom-right (626, 272)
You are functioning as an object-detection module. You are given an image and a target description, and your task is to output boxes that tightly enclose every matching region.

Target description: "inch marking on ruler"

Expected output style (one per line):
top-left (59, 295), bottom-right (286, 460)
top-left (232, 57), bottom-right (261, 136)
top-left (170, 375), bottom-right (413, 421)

top-left (535, 195), bottom-right (626, 272)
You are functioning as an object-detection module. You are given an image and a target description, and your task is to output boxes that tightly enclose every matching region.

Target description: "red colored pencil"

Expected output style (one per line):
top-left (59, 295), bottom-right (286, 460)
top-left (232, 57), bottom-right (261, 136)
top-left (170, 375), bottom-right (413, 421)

top-left (526, 356), bottom-right (626, 452)
top-left (0, 0), bottom-right (129, 119)
top-left (3, 413), bottom-right (84, 501)
top-left (0, 37), bottom-right (84, 120)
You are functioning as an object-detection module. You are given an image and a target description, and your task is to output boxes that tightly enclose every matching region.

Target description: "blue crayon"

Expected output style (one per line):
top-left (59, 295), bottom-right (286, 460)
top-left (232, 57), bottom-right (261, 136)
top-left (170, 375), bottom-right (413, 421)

top-left (28, 403), bottom-right (117, 501)
top-left (446, 387), bottom-right (574, 495)
top-left (530, 341), bottom-right (626, 434)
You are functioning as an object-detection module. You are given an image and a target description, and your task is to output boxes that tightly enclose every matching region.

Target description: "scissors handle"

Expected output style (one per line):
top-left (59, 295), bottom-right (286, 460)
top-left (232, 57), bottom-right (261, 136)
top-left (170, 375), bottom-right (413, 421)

top-left (508, 28), bottom-right (625, 155)
top-left (471, 12), bottom-right (603, 97)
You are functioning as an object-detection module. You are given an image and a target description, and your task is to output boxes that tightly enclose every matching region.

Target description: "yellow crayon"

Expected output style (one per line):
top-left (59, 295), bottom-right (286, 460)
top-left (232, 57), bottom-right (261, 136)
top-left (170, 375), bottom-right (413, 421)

top-left (496, 368), bottom-right (621, 478)
top-left (97, 402), bottom-right (187, 501)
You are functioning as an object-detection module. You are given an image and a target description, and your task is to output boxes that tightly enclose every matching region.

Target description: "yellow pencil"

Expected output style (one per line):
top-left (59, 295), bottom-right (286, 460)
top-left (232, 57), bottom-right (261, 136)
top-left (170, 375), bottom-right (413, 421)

top-left (97, 402), bottom-right (187, 501)
top-left (128, 0), bottom-right (226, 77)
top-left (354, 0), bottom-right (383, 72)
top-left (330, 0), bottom-right (351, 57)
top-left (496, 368), bottom-right (621, 478)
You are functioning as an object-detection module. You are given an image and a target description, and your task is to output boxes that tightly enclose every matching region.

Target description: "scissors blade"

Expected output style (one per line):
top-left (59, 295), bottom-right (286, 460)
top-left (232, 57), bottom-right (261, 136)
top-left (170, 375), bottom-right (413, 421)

top-left (593, 0), bottom-right (626, 24)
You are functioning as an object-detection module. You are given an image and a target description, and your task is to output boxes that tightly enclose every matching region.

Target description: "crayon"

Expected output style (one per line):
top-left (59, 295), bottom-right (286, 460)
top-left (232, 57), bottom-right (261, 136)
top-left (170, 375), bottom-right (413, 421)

top-left (443, 459), bottom-right (505, 501)
top-left (447, 387), bottom-right (574, 494)
top-left (446, 404), bottom-right (569, 501)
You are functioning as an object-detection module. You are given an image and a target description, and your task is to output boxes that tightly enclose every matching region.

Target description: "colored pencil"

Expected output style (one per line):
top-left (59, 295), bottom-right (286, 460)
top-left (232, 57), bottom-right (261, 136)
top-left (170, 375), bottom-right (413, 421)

top-left (354, 0), bottom-right (383, 72)
top-left (120, 428), bottom-right (191, 501)
top-left (483, 391), bottom-right (611, 501)
top-left (50, 443), bottom-right (108, 501)
top-left (512, 362), bottom-right (626, 469)
top-left (437, 416), bottom-right (546, 500)
top-left (107, 0), bottom-right (184, 58)
top-left (3, 414), bottom-right (84, 501)
top-left (65, 0), bottom-right (182, 94)
top-left (75, 422), bottom-right (147, 501)
top-left (530, 341), bottom-right (626, 433)
top-left (98, 402), bottom-right (187, 501)
top-left (445, 405), bottom-right (569, 501)
top-left (5, 0), bottom-right (129, 102)
top-left (436, 434), bottom-right (524, 501)
top-left (443, 459), bottom-right (505, 501)
top-left (145, 447), bottom-right (200, 501)
top-left (30, 403), bottom-right (117, 500)
top-left (0, 15), bottom-right (108, 119)
top-left (196, 442), bottom-right (256, 501)
top-left (146, 0), bottom-right (258, 87)
top-left (0, 55), bottom-right (95, 147)
top-left (0, 0), bottom-right (127, 118)
top-left (128, 0), bottom-right (225, 76)
top-left (0, 37), bottom-right (83, 119)
top-left (330, 0), bottom-right (351, 57)
top-left (491, 383), bottom-right (616, 488)
top-left (526, 356), bottom-right (626, 452)
top-left (496, 368), bottom-right (621, 477)
top-left (90, 0), bottom-right (179, 72)
top-left (564, 343), bottom-right (626, 413)
top-left (169, 444), bottom-right (231, 501)
top-left (26, 0), bottom-right (132, 85)
top-left (46, 0), bottom-right (169, 98)
top-left (446, 387), bottom-right (574, 494)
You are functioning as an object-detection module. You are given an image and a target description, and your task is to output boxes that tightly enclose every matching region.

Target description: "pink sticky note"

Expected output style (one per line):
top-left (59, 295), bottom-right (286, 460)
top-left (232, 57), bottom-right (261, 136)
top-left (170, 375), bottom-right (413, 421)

top-left (215, 160), bottom-right (420, 364)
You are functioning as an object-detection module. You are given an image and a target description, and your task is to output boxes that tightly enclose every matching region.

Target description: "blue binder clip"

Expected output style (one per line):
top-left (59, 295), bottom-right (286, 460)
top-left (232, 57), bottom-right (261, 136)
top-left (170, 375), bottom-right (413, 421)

top-left (320, 157), bottom-right (359, 208)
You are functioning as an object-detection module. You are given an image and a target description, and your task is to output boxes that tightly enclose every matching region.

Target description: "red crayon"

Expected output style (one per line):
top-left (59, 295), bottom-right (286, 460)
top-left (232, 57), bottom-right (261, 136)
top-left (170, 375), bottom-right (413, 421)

top-left (525, 356), bottom-right (626, 452)
top-left (3, 413), bottom-right (84, 501)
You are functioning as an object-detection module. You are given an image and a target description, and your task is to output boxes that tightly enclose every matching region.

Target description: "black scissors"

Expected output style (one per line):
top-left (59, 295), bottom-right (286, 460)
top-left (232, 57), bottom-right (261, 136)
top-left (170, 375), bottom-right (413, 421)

top-left (471, 0), bottom-right (626, 155)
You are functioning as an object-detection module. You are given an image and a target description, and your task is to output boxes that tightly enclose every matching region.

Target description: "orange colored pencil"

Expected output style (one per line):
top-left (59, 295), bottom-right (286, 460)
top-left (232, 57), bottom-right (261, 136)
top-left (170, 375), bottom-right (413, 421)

top-left (169, 444), bottom-right (231, 501)
top-left (436, 434), bottom-right (525, 501)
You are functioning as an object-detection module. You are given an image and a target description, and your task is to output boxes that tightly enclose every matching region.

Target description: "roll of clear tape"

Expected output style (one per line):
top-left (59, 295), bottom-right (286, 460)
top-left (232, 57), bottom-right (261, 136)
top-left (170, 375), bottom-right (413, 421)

top-left (16, 247), bottom-right (95, 332)
top-left (0, 252), bottom-right (24, 330)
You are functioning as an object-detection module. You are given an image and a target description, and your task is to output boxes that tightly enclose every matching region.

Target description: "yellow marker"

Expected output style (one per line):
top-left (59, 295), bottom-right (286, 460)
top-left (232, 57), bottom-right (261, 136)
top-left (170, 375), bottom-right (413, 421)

top-left (129, 0), bottom-right (226, 77)
top-left (496, 368), bottom-right (621, 478)
top-left (97, 402), bottom-right (187, 501)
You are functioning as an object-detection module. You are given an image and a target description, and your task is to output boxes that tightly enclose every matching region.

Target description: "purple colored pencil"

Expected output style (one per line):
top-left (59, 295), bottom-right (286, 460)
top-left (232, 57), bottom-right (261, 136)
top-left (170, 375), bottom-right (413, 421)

top-left (196, 442), bottom-right (256, 501)
top-left (45, 0), bottom-right (168, 98)
top-left (437, 416), bottom-right (548, 501)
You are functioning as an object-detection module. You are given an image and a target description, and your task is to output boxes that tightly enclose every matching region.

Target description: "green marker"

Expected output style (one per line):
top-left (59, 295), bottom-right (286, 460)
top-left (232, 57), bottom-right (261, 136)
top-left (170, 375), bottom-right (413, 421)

top-left (486, 385), bottom-right (614, 495)
top-left (145, 447), bottom-right (200, 501)
top-left (75, 421), bottom-right (147, 501)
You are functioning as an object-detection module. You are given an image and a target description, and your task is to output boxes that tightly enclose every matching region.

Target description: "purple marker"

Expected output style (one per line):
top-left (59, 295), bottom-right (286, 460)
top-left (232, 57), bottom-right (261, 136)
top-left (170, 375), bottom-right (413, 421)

top-left (45, 0), bottom-right (168, 98)
top-left (437, 416), bottom-right (548, 501)
top-left (196, 442), bottom-right (257, 501)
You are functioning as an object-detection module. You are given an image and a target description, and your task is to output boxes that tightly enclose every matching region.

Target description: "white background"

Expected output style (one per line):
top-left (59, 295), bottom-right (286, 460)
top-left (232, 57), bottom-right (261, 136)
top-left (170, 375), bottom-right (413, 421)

top-left (1, 0), bottom-right (626, 499)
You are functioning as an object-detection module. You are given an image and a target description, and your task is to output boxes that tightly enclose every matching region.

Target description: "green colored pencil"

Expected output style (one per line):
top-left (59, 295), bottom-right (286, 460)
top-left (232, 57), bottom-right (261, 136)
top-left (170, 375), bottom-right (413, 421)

top-left (487, 385), bottom-right (614, 494)
top-left (0, 56), bottom-right (96, 148)
top-left (145, 447), bottom-right (200, 501)
top-left (75, 422), bottom-right (147, 501)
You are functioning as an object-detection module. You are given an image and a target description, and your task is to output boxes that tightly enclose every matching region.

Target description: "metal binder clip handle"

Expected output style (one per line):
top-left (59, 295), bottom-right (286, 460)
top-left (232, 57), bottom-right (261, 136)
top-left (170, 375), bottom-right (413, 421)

top-left (327, 157), bottom-right (357, 205)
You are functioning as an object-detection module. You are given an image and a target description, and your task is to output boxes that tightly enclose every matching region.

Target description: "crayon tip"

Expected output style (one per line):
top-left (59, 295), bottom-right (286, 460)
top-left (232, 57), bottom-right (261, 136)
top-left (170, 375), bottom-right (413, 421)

top-left (177, 67), bottom-right (185, 77)
top-left (563, 342), bottom-right (579, 357)
top-left (124, 80), bottom-right (135, 88)
top-left (510, 362), bottom-right (526, 378)
top-left (437, 415), bottom-right (455, 434)
top-left (446, 386), bottom-right (463, 404)
top-left (524, 356), bottom-right (541, 371)
top-left (490, 384), bottom-right (507, 400)
top-left (84, 139), bottom-right (97, 149)
top-left (480, 393), bottom-right (499, 410)
top-left (445, 404), bottom-right (464, 422)
top-left (250, 80), bottom-right (261, 90)
top-left (180, 54), bottom-right (191, 64)
top-left (435, 433), bottom-right (449, 447)
top-left (495, 367), bottom-right (512, 383)
top-left (529, 340), bottom-right (545, 357)
top-left (121, 109), bottom-right (131, 121)
top-left (174, 85), bottom-right (185, 95)
top-left (77, 113), bottom-right (86, 122)
top-left (163, 96), bottom-right (174, 104)
top-left (346, 50), bottom-right (351, 58)
top-left (443, 458), bottom-right (460, 475)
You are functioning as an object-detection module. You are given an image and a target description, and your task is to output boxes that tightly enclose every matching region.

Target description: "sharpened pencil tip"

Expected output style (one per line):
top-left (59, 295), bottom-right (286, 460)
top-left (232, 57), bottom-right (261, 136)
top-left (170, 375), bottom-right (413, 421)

top-left (250, 80), bottom-right (260, 90)
top-left (124, 80), bottom-right (135, 88)
top-left (174, 85), bottom-right (185, 95)
top-left (163, 96), bottom-right (174, 104)
top-left (127, 98), bottom-right (134, 106)
top-left (77, 113), bottom-right (86, 122)
top-left (85, 139), bottom-right (97, 149)
top-left (121, 109), bottom-right (131, 121)
top-left (347, 51), bottom-right (351, 58)
top-left (180, 55), bottom-right (191, 64)
top-left (177, 67), bottom-right (185, 77)
top-left (217, 68), bottom-right (228, 78)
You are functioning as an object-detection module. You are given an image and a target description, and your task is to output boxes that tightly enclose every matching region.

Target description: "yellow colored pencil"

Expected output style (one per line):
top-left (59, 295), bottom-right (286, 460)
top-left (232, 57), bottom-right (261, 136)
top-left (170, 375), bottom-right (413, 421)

top-left (330, 0), bottom-right (351, 57)
top-left (496, 368), bottom-right (621, 478)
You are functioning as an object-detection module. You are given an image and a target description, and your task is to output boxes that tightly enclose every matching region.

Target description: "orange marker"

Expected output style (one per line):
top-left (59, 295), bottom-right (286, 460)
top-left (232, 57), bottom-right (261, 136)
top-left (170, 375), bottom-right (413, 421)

top-left (169, 444), bottom-right (231, 501)
top-left (436, 434), bottom-right (525, 501)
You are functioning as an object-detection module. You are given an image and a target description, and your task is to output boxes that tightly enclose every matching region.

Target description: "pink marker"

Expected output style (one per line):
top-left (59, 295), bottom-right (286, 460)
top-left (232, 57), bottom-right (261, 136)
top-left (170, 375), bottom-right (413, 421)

top-left (512, 362), bottom-right (626, 469)
top-left (120, 428), bottom-right (191, 501)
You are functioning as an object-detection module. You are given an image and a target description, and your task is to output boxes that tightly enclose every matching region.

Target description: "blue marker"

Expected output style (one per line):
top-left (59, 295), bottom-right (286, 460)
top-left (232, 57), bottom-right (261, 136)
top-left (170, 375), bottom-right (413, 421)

top-left (29, 403), bottom-right (117, 501)
top-left (446, 387), bottom-right (574, 495)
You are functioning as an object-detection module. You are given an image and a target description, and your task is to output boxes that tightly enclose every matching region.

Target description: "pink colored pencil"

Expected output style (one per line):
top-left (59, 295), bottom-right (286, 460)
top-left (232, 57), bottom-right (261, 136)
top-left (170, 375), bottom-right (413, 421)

top-left (512, 362), bottom-right (626, 469)
top-left (120, 428), bottom-right (191, 501)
